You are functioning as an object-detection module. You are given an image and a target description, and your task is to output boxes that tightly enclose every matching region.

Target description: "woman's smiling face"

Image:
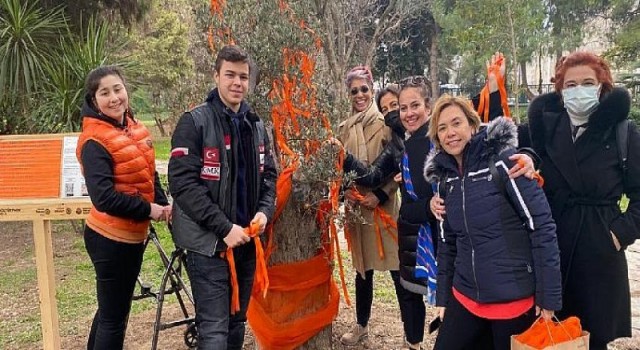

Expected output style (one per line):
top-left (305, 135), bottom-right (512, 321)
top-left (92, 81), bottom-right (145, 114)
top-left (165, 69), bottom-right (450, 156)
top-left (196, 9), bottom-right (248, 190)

top-left (399, 87), bottom-right (430, 134)
top-left (349, 78), bottom-right (373, 113)
top-left (436, 104), bottom-right (474, 162)
top-left (94, 74), bottom-right (128, 122)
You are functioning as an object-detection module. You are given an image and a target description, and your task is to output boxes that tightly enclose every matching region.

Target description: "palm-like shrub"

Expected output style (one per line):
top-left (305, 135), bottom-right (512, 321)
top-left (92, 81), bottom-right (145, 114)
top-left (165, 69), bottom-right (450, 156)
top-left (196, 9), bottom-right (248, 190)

top-left (0, 0), bottom-right (130, 133)
top-left (34, 17), bottom-right (129, 132)
top-left (0, 0), bottom-right (65, 99)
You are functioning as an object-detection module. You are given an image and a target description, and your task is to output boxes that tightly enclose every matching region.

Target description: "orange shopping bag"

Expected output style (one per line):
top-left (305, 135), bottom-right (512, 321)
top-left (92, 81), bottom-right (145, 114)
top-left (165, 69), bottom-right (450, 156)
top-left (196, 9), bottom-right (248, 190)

top-left (511, 316), bottom-right (590, 350)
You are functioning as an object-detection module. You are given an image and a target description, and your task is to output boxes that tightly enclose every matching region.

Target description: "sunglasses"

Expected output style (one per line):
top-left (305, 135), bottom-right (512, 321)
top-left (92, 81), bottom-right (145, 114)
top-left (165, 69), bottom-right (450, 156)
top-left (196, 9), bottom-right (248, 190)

top-left (399, 75), bottom-right (428, 88)
top-left (350, 85), bottom-right (370, 96)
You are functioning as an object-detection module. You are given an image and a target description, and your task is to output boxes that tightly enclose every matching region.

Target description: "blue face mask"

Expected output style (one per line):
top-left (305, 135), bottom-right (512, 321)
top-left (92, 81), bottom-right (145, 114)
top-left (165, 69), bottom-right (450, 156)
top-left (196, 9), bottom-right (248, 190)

top-left (561, 85), bottom-right (601, 118)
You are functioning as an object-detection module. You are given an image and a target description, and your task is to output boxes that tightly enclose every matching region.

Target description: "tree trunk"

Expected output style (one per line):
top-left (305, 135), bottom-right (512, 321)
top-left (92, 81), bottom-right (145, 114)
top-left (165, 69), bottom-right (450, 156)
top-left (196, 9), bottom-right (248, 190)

top-left (519, 61), bottom-right (535, 102)
top-left (153, 112), bottom-right (167, 137)
top-left (266, 187), bottom-right (333, 349)
top-left (429, 27), bottom-right (440, 99)
top-left (506, 2), bottom-right (521, 123)
top-left (538, 47), bottom-right (543, 94)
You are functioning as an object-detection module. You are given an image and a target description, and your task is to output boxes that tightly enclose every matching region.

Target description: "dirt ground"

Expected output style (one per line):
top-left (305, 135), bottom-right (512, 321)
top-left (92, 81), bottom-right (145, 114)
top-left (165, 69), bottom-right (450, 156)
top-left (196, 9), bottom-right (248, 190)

top-left (0, 220), bottom-right (638, 349)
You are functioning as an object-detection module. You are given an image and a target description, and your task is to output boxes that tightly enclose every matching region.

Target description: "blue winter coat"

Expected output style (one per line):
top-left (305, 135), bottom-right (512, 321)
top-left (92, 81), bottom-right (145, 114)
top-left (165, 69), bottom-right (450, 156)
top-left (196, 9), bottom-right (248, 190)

top-left (424, 117), bottom-right (562, 311)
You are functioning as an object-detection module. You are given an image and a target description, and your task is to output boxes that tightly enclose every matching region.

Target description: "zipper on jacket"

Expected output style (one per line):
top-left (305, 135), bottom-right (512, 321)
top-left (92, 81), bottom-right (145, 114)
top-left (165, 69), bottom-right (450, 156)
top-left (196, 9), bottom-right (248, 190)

top-left (212, 240), bottom-right (219, 254)
top-left (461, 176), bottom-right (480, 300)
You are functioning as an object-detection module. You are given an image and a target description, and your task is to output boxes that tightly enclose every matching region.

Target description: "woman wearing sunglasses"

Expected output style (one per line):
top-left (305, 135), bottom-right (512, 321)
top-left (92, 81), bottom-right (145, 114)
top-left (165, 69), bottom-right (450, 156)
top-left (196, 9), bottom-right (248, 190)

top-left (337, 65), bottom-right (402, 347)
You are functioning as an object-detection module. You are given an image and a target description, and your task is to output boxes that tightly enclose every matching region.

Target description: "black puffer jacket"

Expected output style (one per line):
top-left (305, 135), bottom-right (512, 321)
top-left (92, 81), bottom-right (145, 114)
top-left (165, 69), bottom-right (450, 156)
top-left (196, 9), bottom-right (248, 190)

top-left (424, 118), bottom-right (562, 311)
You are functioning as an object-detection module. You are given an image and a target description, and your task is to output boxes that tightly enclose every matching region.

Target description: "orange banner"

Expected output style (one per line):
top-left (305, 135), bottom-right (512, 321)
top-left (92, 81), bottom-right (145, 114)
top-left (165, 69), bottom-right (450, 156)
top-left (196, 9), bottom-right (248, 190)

top-left (0, 138), bottom-right (63, 199)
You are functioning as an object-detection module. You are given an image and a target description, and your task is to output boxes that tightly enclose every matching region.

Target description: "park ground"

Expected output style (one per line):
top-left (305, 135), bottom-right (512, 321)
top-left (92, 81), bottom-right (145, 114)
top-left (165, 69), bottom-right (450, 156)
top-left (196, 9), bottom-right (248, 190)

top-left (0, 134), bottom-right (639, 349)
top-left (1, 219), bottom-right (639, 349)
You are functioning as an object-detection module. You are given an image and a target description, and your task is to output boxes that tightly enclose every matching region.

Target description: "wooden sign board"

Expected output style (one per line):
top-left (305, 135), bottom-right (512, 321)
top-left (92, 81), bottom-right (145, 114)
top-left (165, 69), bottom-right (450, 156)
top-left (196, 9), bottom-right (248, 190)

top-left (0, 133), bottom-right (93, 350)
top-left (0, 133), bottom-right (90, 200)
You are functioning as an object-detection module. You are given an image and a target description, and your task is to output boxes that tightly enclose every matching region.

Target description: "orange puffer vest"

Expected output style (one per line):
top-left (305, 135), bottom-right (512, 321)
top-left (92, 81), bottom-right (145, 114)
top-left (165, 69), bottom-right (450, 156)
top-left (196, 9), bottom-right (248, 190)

top-left (76, 115), bottom-right (156, 243)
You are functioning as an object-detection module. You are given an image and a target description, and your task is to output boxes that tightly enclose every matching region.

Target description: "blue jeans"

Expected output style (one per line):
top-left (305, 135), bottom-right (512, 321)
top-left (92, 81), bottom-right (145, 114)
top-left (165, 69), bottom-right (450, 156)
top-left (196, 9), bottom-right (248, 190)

top-left (185, 240), bottom-right (256, 350)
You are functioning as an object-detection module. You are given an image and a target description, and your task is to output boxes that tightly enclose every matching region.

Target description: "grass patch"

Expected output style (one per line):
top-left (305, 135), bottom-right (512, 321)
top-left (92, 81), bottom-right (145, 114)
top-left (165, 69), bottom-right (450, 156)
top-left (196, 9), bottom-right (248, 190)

top-left (154, 137), bottom-right (171, 161)
top-left (0, 313), bottom-right (42, 346)
top-left (0, 268), bottom-right (36, 293)
top-left (0, 220), bottom-right (188, 349)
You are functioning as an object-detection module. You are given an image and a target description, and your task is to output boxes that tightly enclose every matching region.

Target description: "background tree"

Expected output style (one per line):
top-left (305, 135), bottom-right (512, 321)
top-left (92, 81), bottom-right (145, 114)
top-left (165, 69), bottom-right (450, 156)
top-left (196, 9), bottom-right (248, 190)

top-left (434, 0), bottom-right (546, 118)
top-left (39, 0), bottom-right (150, 27)
top-left (33, 17), bottom-right (128, 133)
top-left (373, 6), bottom-right (434, 82)
top-left (308, 0), bottom-right (432, 116)
top-left (545, 0), bottom-right (609, 59)
top-left (126, 0), bottom-right (194, 136)
top-left (0, 0), bottom-right (129, 134)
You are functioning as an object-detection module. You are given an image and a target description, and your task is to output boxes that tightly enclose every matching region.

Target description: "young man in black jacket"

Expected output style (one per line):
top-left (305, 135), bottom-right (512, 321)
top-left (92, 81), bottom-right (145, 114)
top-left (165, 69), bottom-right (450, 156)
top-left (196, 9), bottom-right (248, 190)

top-left (168, 45), bottom-right (277, 350)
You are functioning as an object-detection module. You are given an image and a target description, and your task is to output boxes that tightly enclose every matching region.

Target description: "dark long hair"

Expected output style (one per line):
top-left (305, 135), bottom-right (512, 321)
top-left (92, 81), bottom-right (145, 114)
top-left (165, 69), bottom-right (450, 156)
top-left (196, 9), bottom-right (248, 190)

top-left (84, 65), bottom-right (127, 110)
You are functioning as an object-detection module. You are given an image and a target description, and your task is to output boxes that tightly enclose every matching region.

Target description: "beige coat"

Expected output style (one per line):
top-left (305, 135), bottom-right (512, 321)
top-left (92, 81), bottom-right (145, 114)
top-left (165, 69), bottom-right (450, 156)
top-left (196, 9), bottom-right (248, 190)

top-left (338, 102), bottom-right (400, 276)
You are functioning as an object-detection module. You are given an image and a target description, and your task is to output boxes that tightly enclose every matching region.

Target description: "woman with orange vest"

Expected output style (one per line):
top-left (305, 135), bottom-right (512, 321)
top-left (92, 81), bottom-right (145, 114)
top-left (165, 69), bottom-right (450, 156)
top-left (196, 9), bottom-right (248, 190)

top-left (76, 65), bottom-right (171, 350)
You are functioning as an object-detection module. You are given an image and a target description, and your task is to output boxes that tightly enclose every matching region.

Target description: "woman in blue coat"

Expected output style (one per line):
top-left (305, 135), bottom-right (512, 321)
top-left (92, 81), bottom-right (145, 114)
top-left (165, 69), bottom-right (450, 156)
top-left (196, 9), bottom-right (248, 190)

top-left (424, 95), bottom-right (562, 350)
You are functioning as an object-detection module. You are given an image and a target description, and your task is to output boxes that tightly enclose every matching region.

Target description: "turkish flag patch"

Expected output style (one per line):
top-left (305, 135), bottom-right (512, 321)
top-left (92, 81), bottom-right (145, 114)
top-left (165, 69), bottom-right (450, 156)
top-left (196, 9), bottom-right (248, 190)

top-left (203, 147), bottom-right (220, 163)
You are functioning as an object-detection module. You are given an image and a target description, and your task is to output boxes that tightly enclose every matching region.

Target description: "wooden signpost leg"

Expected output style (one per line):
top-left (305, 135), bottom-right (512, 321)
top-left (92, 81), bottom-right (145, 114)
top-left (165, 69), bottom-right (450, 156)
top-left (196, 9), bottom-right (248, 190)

top-left (33, 219), bottom-right (61, 350)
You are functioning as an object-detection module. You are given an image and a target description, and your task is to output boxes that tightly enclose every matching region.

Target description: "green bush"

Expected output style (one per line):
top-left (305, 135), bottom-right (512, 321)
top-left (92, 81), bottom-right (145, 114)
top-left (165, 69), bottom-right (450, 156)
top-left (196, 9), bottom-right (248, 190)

top-left (0, 0), bottom-right (130, 134)
top-left (32, 17), bottom-right (130, 133)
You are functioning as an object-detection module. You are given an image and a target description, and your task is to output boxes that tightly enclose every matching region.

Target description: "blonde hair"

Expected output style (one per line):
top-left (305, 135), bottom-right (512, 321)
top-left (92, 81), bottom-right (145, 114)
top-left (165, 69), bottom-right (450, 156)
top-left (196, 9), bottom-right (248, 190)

top-left (428, 94), bottom-right (482, 150)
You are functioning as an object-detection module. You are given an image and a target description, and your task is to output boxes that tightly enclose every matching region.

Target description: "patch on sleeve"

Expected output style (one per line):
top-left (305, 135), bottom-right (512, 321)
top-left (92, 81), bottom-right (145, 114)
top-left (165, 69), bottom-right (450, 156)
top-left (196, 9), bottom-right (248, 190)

top-left (170, 147), bottom-right (189, 157)
top-left (201, 147), bottom-right (221, 180)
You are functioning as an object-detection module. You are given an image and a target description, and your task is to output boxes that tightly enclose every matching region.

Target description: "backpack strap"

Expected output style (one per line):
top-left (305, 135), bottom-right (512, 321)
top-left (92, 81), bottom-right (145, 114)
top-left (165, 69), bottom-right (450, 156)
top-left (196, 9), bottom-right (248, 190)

top-left (488, 154), bottom-right (530, 230)
top-left (488, 154), bottom-right (508, 200)
top-left (617, 120), bottom-right (630, 186)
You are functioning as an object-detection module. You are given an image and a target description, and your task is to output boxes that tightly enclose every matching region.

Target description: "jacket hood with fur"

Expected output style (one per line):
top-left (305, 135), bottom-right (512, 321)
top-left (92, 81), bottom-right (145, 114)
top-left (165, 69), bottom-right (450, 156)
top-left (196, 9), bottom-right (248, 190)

top-left (424, 117), bottom-right (518, 183)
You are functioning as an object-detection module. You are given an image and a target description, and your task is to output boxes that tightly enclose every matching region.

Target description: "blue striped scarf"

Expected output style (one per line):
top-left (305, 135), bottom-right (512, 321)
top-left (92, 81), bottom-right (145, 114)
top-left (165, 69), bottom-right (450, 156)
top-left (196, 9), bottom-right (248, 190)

top-left (402, 148), bottom-right (437, 305)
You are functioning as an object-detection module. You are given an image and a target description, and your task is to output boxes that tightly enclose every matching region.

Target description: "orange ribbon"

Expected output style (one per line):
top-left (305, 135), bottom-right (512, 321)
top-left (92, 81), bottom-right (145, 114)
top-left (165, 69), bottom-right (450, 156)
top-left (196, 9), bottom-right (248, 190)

top-left (477, 56), bottom-right (511, 123)
top-left (224, 221), bottom-right (269, 314)
top-left (515, 316), bottom-right (582, 349)
top-left (517, 158), bottom-right (545, 187)
top-left (348, 188), bottom-right (399, 260)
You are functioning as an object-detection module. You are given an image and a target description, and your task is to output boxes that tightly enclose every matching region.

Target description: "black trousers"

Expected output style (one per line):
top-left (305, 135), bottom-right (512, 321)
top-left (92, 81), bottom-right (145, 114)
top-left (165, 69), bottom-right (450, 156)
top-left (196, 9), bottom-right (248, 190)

top-left (84, 226), bottom-right (145, 350)
top-left (355, 270), bottom-right (425, 344)
top-left (434, 294), bottom-right (536, 350)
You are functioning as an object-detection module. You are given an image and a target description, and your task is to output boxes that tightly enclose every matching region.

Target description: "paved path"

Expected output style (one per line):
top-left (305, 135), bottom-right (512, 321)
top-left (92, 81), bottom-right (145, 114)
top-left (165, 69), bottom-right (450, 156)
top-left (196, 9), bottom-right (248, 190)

top-left (156, 160), bottom-right (168, 175)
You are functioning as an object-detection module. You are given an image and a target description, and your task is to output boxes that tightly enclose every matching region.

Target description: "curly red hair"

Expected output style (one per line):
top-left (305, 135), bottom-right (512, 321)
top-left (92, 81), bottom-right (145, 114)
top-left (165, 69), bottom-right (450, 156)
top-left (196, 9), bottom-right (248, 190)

top-left (553, 51), bottom-right (613, 95)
